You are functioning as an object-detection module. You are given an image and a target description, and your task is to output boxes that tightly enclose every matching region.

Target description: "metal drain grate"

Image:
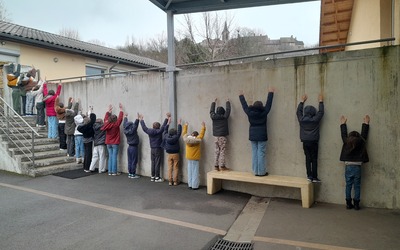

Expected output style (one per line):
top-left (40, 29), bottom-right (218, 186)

top-left (210, 239), bottom-right (253, 250)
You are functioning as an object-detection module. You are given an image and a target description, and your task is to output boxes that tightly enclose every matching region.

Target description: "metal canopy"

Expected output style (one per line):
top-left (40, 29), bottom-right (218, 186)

top-left (149, 0), bottom-right (318, 14)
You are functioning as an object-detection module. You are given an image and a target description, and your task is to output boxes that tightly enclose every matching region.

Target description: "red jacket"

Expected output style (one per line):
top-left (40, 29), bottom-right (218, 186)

top-left (101, 111), bottom-right (124, 145)
top-left (43, 83), bottom-right (62, 117)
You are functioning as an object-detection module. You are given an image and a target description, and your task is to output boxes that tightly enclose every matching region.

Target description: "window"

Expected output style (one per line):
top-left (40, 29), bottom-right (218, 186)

top-left (85, 66), bottom-right (106, 78)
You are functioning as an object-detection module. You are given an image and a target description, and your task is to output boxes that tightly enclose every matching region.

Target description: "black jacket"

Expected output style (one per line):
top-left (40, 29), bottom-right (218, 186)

top-left (210, 101), bottom-right (230, 136)
top-left (296, 102), bottom-right (324, 142)
top-left (340, 123), bottom-right (369, 163)
top-left (123, 117), bottom-right (140, 146)
top-left (140, 118), bottom-right (168, 148)
top-left (163, 124), bottom-right (182, 154)
top-left (239, 93), bottom-right (273, 141)
top-left (77, 113), bottom-right (96, 139)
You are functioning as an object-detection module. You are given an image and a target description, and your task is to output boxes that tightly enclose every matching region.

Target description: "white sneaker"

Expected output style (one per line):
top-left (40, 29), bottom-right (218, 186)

top-left (155, 177), bottom-right (163, 183)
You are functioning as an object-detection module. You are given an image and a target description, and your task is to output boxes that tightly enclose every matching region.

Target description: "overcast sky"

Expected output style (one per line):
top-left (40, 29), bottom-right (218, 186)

top-left (3, 0), bottom-right (321, 48)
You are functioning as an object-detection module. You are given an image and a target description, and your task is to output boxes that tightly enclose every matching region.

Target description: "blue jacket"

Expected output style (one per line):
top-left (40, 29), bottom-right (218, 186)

top-left (163, 124), bottom-right (182, 154)
top-left (123, 117), bottom-right (140, 146)
top-left (239, 93), bottom-right (274, 141)
top-left (140, 118), bottom-right (168, 148)
top-left (296, 102), bottom-right (324, 142)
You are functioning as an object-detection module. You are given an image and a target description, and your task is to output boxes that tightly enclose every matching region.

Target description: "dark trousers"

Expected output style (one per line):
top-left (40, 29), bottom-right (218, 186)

top-left (66, 134), bottom-right (75, 157)
top-left (36, 102), bottom-right (45, 125)
top-left (151, 147), bottom-right (163, 178)
top-left (58, 123), bottom-right (67, 149)
top-left (21, 94), bottom-right (26, 115)
top-left (128, 145), bottom-right (139, 175)
top-left (303, 141), bottom-right (319, 178)
top-left (83, 141), bottom-right (93, 171)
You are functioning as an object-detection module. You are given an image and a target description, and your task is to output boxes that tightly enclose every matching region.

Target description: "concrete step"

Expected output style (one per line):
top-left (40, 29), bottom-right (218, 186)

top-left (32, 162), bottom-right (83, 177)
top-left (22, 155), bottom-right (76, 168)
top-left (10, 143), bottom-right (59, 155)
top-left (8, 138), bottom-right (59, 148)
top-left (20, 149), bottom-right (68, 161)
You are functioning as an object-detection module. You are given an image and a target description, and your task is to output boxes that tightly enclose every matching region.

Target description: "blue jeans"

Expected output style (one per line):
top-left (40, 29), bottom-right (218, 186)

top-left (25, 92), bottom-right (35, 115)
top-left (107, 144), bottom-right (119, 174)
top-left (251, 141), bottom-right (267, 175)
top-left (345, 165), bottom-right (361, 200)
top-left (74, 135), bottom-right (84, 159)
top-left (187, 160), bottom-right (199, 189)
top-left (47, 116), bottom-right (58, 139)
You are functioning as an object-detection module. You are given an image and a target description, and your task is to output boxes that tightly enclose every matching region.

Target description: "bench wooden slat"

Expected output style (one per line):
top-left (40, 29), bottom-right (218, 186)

top-left (207, 170), bottom-right (314, 208)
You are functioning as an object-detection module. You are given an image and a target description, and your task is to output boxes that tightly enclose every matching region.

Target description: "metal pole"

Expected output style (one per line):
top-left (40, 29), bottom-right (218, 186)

top-left (167, 10), bottom-right (177, 127)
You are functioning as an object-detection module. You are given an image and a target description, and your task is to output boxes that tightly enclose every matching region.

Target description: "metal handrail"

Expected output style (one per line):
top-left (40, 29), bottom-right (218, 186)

top-left (0, 95), bottom-right (39, 167)
top-left (46, 37), bottom-right (395, 83)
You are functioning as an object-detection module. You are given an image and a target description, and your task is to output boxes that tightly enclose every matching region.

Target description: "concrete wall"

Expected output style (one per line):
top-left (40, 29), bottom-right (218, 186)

top-left (56, 45), bottom-right (400, 209)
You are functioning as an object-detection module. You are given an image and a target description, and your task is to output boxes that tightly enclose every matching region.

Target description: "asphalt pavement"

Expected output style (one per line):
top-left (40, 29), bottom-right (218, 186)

top-left (0, 170), bottom-right (399, 250)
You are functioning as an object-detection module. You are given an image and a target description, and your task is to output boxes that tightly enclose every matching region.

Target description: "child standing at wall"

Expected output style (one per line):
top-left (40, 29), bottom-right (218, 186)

top-left (210, 98), bottom-right (231, 171)
top-left (65, 98), bottom-right (79, 157)
top-left (101, 104), bottom-right (124, 176)
top-left (74, 112), bottom-right (85, 164)
top-left (239, 88), bottom-right (274, 177)
top-left (163, 117), bottom-right (182, 186)
top-left (43, 82), bottom-right (62, 139)
top-left (296, 94), bottom-right (324, 183)
top-left (139, 113), bottom-right (169, 182)
top-left (78, 110), bottom-right (96, 172)
top-left (55, 96), bottom-right (68, 150)
top-left (31, 80), bottom-right (45, 127)
top-left (123, 113), bottom-right (141, 179)
top-left (183, 121), bottom-right (206, 190)
top-left (340, 115), bottom-right (370, 210)
top-left (89, 117), bottom-right (107, 173)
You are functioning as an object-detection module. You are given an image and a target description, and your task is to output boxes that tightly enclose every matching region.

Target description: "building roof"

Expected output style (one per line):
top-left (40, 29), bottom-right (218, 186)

top-left (149, 0), bottom-right (317, 14)
top-left (0, 21), bottom-right (167, 69)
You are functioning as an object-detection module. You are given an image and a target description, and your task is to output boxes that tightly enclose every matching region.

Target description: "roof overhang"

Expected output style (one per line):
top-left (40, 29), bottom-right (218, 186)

top-left (149, 0), bottom-right (318, 14)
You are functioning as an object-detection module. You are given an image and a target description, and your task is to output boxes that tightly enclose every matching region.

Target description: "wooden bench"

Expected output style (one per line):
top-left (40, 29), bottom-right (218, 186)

top-left (207, 170), bottom-right (314, 208)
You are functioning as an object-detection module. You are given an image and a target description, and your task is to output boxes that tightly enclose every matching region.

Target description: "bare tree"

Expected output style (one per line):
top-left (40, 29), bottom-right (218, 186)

top-left (0, 0), bottom-right (11, 22)
top-left (59, 27), bottom-right (81, 40)
top-left (87, 39), bottom-right (107, 47)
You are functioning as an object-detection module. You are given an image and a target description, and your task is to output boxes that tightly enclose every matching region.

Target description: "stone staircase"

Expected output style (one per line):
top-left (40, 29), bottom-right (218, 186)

top-left (0, 115), bottom-right (81, 176)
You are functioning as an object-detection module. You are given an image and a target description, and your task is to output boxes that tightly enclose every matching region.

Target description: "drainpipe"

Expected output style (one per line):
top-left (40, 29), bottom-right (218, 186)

top-left (392, 0), bottom-right (395, 45)
top-left (108, 60), bottom-right (120, 73)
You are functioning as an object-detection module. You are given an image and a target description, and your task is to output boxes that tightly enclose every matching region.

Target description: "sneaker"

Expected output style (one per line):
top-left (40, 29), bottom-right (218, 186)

top-left (312, 178), bottom-right (321, 183)
top-left (108, 173), bottom-right (112, 176)
top-left (128, 174), bottom-right (133, 178)
top-left (84, 170), bottom-right (90, 173)
top-left (307, 177), bottom-right (313, 182)
top-left (155, 177), bottom-right (164, 183)
top-left (169, 182), bottom-right (173, 186)
top-left (131, 174), bottom-right (140, 179)
top-left (173, 182), bottom-right (179, 186)
top-left (220, 166), bottom-right (230, 171)
top-left (151, 177), bottom-right (155, 182)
